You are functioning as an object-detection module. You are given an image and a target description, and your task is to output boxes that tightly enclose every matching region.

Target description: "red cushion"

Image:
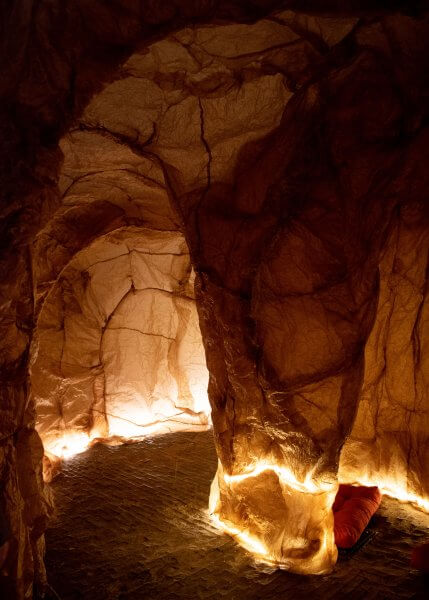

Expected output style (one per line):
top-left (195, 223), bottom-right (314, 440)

top-left (411, 542), bottom-right (429, 573)
top-left (333, 484), bottom-right (382, 548)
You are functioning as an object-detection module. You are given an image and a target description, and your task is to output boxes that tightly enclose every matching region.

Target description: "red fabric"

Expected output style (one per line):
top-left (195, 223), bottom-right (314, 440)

top-left (333, 484), bottom-right (382, 548)
top-left (411, 542), bottom-right (429, 573)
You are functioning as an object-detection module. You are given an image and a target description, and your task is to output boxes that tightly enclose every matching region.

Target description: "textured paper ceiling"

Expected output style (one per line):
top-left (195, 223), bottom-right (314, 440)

top-left (1, 2), bottom-right (428, 594)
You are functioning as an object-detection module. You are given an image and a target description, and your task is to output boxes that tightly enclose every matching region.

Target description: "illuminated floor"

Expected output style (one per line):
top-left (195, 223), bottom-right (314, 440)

top-left (45, 431), bottom-right (429, 600)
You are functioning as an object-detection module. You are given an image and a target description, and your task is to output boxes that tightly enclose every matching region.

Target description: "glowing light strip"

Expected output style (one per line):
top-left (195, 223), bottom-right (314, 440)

top-left (223, 461), bottom-right (334, 494)
top-left (41, 409), bottom-right (212, 460)
top-left (223, 463), bottom-right (429, 513)
top-left (351, 476), bottom-right (429, 513)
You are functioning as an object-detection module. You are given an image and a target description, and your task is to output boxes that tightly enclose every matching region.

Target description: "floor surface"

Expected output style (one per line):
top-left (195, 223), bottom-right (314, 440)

top-left (45, 431), bottom-right (429, 599)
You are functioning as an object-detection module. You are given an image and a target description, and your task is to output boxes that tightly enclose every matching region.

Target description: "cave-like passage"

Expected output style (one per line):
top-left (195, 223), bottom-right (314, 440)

top-left (30, 10), bottom-right (429, 576)
top-left (2, 5), bottom-right (429, 597)
top-left (30, 227), bottom-right (211, 476)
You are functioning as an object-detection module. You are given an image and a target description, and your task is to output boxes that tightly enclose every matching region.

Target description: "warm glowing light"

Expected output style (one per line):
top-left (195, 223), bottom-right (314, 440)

top-left (210, 512), bottom-right (269, 558)
top-left (209, 472), bottom-right (270, 559)
top-left (347, 474), bottom-right (429, 513)
top-left (223, 461), bottom-right (429, 515)
top-left (223, 460), bottom-right (333, 494)
top-left (209, 461), bottom-right (338, 574)
top-left (41, 404), bottom-right (212, 462)
top-left (44, 431), bottom-right (91, 459)
top-left (213, 460), bottom-right (429, 571)
top-left (210, 510), bottom-right (334, 572)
